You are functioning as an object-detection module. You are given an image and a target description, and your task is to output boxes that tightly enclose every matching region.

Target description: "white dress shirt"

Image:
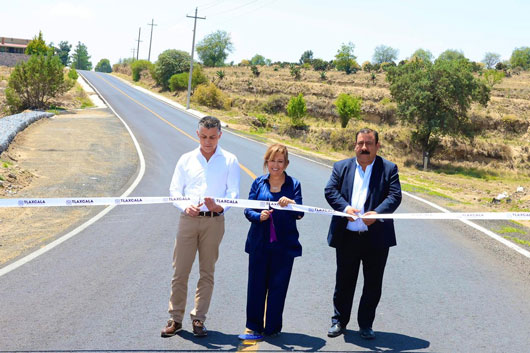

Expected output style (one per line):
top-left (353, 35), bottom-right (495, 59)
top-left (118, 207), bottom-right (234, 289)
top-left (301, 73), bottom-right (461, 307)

top-left (346, 159), bottom-right (374, 232)
top-left (169, 145), bottom-right (240, 212)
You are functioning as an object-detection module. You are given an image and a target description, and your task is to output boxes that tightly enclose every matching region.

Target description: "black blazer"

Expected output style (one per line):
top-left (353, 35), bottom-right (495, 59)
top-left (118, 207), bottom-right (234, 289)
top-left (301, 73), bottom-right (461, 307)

top-left (324, 155), bottom-right (402, 249)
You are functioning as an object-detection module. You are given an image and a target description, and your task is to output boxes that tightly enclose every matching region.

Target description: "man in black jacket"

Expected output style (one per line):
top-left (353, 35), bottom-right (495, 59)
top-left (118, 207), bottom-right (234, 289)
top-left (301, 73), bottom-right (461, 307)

top-left (325, 128), bottom-right (402, 340)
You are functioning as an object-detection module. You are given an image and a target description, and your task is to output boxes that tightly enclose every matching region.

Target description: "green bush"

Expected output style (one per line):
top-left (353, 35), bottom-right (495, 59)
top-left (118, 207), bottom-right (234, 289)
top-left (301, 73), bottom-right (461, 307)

top-left (334, 93), bottom-right (362, 128)
top-left (169, 65), bottom-right (208, 91)
top-left (193, 82), bottom-right (230, 109)
top-left (169, 72), bottom-right (188, 91)
top-left (311, 58), bottom-right (328, 71)
top-left (6, 54), bottom-right (75, 113)
top-left (68, 68), bottom-right (78, 80)
top-left (287, 93), bottom-right (306, 127)
top-left (131, 60), bottom-right (153, 81)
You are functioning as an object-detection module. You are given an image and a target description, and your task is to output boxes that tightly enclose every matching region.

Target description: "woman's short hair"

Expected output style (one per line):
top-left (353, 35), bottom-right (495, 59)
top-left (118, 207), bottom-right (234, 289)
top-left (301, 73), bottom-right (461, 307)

top-left (263, 144), bottom-right (289, 172)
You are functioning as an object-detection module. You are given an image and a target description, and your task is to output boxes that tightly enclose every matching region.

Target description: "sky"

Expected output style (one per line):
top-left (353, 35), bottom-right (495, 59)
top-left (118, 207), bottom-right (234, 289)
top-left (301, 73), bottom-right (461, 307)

top-left (2, 0), bottom-right (529, 67)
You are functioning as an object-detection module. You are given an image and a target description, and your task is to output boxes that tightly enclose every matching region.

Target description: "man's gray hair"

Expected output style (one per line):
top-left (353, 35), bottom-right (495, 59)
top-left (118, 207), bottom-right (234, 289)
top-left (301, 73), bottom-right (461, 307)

top-left (356, 128), bottom-right (379, 144)
top-left (198, 116), bottom-right (221, 132)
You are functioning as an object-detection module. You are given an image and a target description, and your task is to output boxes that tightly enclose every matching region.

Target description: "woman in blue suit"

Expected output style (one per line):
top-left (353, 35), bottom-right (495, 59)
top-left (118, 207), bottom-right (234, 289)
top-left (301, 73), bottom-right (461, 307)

top-left (241, 144), bottom-right (304, 339)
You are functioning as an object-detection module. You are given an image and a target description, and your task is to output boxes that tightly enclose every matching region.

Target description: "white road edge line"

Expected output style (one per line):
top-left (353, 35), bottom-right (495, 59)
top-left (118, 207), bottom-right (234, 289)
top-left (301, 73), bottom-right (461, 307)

top-left (0, 72), bottom-right (147, 278)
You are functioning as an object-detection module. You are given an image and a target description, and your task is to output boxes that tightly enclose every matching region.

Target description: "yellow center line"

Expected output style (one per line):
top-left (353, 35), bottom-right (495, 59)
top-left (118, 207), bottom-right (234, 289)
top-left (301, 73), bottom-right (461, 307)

top-left (94, 73), bottom-right (257, 180)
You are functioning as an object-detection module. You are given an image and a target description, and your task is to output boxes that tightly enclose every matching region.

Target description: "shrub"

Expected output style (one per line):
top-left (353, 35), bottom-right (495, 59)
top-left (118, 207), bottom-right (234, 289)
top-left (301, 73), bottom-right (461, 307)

top-left (250, 65), bottom-right (260, 77)
top-left (193, 82), bottom-right (230, 109)
top-left (286, 93), bottom-right (306, 127)
top-left (320, 71), bottom-right (327, 81)
top-left (68, 68), bottom-right (78, 80)
top-left (311, 58), bottom-right (328, 71)
top-left (289, 64), bottom-right (301, 80)
top-left (169, 72), bottom-right (188, 91)
top-left (6, 54), bottom-right (75, 113)
top-left (169, 65), bottom-right (208, 91)
top-left (262, 95), bottom-right (288, 114)
top-left (334, 93), bottom-right (362, 128)
top-left (362, 61), bottom-right (373, 72)
top-left (131, 60), bottom-right (153, 81)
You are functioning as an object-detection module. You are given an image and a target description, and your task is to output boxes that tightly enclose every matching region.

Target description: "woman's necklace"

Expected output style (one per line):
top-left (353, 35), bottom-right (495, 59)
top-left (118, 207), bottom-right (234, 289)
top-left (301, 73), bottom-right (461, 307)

top-left (269, 175), bottom-right (285, 192)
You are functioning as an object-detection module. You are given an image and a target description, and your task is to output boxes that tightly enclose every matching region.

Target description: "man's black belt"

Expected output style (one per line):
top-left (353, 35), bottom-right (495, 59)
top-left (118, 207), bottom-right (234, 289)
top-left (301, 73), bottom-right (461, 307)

top-left (198, 211), bottom-right (222, 217)
top-left (346, 230), bottom-right (366, 236)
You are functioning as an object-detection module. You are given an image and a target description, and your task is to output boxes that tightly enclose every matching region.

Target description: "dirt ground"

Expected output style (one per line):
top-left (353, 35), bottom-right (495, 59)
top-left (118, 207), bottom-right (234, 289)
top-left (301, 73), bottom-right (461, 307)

top-left (0, 108), bottom-right (139, 266)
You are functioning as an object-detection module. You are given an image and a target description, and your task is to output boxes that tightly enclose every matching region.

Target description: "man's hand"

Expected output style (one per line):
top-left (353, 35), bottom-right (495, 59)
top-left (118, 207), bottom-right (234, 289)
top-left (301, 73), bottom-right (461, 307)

top-left (260, 209), bottom-right (273, 222)
top-left (203, 197), bottom-right (224, 213)
top-left (185, 203), bottom-right (202, 217)
top-left (345, 206), bottom-right (360, 222)
top-left (362, 211), bottom-right (378, 226)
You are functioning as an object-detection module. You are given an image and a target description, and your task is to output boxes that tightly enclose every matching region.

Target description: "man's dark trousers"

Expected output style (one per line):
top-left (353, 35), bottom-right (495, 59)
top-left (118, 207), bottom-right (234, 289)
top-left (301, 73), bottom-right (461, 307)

top-left (332, 231), bottom-right (389, 329)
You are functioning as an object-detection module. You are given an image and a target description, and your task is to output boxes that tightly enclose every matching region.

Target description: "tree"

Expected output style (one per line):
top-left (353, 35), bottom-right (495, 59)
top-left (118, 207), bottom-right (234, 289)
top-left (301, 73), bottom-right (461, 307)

top-left (56, 41), bottom-right (72, 66)
top-left (250, 54), bottom-right (267, 66)
top-left (287, 93), bottom-right (307, 127)
top-left (299, 50), bottom-right (313, 64)
top-left (372, 45), bottom-right (399, 64)
top-left (25, 31), bottom-right (49, 55)
top-left (153, 49), bottom-right (190, 90)
top-left (482, 52), bottom-right (501, 69)
top-left (483, 69), bottom-right (505, 88)
top-left (437, 49), bottom-right (466, 62)
top-left (71, 42), bottom-right (92, 70)
top-left (386, 58), bottom-right (490, 167)
top-left (410, 48), bottom-right (434, 63)
top-left (334, 94), bottom-right (362, 128)
top-left (95, 58), bottom-right (112, 73)
top-left (5, 54), bottom-right (75, 113)
top-left (196, 30), bottom-right (234, 67)
top-left (334, 42), bottom-right (359, 74)
top-left (510, 47), bottom-right (530, 70)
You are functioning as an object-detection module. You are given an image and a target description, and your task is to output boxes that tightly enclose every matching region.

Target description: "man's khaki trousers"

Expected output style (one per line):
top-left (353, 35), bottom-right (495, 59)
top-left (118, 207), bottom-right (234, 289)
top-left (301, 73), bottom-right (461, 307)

top-left (168, 213), bottom-right (225, 323)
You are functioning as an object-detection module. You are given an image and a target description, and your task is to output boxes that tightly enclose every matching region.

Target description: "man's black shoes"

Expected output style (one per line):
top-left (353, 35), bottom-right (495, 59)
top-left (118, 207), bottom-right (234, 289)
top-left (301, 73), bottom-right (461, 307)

top-left (359, 327), bottom-right (376, 340)
top-left (327, 322), bottom-right (344, 337)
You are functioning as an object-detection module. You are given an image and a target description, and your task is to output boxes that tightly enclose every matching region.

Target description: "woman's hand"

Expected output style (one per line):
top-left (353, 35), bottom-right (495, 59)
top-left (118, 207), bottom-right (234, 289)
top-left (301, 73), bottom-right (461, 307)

top-left (277, 197), bottom-right (295, 207)
top-left (260, 209), bottom-right (273, 222)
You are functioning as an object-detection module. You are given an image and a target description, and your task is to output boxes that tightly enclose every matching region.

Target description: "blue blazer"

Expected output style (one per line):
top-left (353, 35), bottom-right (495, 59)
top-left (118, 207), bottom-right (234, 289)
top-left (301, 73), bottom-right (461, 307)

top-left (244, 173), bottom-right (304, 257)
top-left (324, 155), bottom-right (402, 249)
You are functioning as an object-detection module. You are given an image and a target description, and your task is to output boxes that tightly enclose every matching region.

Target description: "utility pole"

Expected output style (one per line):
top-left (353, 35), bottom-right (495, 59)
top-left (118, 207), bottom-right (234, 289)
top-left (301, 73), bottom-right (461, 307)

top-left (147, 18), bottom-right (157, 62)
top-left (135, 27), bottom-right (142, 60)
top-left (186, 7), bottom-right (205, 109)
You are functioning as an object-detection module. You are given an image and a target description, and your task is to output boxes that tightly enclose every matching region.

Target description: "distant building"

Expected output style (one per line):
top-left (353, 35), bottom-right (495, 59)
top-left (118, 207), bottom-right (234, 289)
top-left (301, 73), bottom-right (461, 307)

top-left (0, 36), bottom-right (31, 66)
top-left (0, 37), bottom-right (30, 54)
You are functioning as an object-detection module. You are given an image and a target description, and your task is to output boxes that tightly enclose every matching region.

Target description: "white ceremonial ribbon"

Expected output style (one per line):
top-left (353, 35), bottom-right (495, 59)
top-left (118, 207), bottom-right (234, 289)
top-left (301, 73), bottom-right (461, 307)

top-left (0, 196), bottom-right (529, 220)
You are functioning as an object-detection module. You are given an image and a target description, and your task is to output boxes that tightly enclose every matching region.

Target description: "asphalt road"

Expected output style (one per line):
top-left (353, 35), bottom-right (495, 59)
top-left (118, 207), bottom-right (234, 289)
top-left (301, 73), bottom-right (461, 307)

top-left (1, 71), bottom-right (529, 352)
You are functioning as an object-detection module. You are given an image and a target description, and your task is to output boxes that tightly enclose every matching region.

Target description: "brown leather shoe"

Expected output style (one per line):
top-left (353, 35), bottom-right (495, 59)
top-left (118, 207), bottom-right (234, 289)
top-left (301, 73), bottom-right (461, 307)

top-left (161, 319), bottom-right (182, 337)
top-left (192, 319), bottom-right (207, 337)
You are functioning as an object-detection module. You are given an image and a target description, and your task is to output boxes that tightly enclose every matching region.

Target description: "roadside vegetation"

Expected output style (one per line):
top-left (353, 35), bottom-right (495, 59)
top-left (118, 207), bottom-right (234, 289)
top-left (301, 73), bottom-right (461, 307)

top-left (0, 32), bottom-right (97, 115)
top-left (110, 32), bottom-right (529, 235)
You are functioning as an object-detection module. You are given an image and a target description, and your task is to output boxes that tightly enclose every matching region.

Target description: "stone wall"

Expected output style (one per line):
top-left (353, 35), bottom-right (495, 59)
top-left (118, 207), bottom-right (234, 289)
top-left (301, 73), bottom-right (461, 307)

top-left (0, 52), bottom-right (29, 67)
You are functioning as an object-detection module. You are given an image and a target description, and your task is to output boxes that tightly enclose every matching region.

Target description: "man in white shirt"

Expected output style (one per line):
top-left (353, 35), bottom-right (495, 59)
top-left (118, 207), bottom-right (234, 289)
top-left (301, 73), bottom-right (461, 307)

top-left (161, 116), bottom-right (240, 338)
top-left (324, 128), bottom-right (401, 340)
